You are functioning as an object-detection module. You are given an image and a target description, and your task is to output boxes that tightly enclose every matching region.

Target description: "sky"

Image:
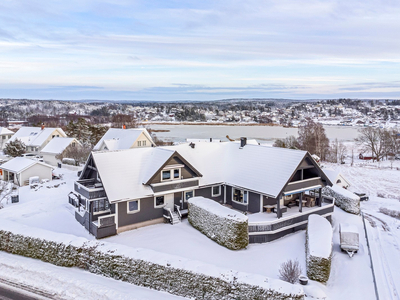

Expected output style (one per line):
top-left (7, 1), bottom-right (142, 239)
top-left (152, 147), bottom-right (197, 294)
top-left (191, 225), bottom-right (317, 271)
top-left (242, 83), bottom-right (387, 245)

top-left (0, 0), bottom-right (400, 101)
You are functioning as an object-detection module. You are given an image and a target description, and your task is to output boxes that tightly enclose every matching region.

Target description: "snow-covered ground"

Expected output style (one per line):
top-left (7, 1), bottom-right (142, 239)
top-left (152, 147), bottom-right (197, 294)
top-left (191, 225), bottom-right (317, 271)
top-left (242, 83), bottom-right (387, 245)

top-left (0, 159), bottom-right (399, 299)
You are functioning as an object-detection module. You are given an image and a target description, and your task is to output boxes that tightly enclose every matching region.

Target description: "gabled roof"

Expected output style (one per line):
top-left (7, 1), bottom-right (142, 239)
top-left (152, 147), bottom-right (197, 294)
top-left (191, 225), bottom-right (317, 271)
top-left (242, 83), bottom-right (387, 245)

top-left (323, 168), bottom-right (350, 186)
top-left (41, 137), bottom-right (80, 154)
top-left (92, 142), bottom-right (317, 203)
top-left (8, 127), bottom-right (67, 147)
top-left (1, 157), bottom-right (53, 173)
top-left (93, 128), bottom-right (155, 151)
top-left (0, 127), bottom-right (14, 135)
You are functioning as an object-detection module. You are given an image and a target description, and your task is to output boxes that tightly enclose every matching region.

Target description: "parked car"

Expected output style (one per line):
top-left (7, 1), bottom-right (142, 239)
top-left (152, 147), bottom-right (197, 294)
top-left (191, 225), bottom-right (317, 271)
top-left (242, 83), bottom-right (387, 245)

top-left (340, 223), bottom-right (359, 258)
top-left (354, 192), bottom-right (369, 201)
top-left (22, 153), bottom-right (44, 162)
top-left (395, 154), bottom-right (400, 160)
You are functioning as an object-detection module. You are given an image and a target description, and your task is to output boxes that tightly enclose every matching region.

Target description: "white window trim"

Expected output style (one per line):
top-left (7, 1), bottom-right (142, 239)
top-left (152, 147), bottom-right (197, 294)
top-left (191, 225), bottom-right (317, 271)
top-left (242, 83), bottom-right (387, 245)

top-left (137, 140), bottom-right (142, 147)
top-left (161, 168), bottom-right (181, 182)
top-left (154, 195), bottom-right (165, 208)
top-left (184, 190), bottom-right (195, 202)
top-left (127, 199), bottom-right (141, 214)
top-left (232, 188), bottom-right (249, 205)
top-left (211, 185), bottom-right (221, 197)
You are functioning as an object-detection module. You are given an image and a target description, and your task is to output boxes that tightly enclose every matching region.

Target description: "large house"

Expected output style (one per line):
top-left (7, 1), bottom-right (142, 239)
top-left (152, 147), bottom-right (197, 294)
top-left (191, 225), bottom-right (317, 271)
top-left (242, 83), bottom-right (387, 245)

top-left (0, 127), bottom-right (14, 150)
top-left (70, 139), bottom-right (334, 242)
top-left (93, 128), bottom-right (155, 151)
top-left (40, 137), bottom-right (82, 166)
top-left (7, 125), bottom-right (67, 153)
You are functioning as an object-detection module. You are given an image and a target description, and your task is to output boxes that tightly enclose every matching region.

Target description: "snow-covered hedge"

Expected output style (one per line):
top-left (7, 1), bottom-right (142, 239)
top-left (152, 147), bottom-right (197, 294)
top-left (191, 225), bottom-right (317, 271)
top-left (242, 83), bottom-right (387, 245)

top-left (322, 185), bottom-right (360, 215)
top-left (188, 196), bottom-right (249, 250)
top-left (0, 222), bottom-right (304, 300)
top-left (306, 215), bottom-right (333, 283)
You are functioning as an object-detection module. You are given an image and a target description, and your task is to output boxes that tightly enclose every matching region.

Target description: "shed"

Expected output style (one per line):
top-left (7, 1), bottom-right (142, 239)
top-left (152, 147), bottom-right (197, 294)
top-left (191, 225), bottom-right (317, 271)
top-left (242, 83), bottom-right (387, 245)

top-left (0, 157), bottom-right (53, 186)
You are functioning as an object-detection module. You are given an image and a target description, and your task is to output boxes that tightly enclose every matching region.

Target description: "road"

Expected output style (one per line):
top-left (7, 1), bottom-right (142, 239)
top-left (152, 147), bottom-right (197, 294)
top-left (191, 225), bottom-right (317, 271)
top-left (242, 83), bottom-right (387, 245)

top-left (0, 283), bottom-right (48, 300)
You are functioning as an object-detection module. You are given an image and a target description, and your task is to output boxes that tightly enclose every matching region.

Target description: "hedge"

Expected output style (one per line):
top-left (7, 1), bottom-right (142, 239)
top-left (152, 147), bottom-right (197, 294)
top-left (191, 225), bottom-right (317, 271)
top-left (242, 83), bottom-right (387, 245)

top-left (0, 228), bottom-right (304, 300)
top-left (322, 186), bottom-right (360, 215)
top-left (188, 197), bottom-right (249, 250)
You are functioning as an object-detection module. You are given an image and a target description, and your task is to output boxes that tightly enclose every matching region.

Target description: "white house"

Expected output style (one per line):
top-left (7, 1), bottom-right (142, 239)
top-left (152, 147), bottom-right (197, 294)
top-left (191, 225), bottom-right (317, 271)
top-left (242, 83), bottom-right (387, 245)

top-left (323, 168), bottom-right (351, 189)
top-left (93, 128), bottom-right (155, 151)
top-left (0, 127), bottom-right (14, 150)
top-left (7, 125), bottom-right (67, 153)
top-left (40, 137), bottom-right (81, 166)
top-left (0, 157), bottom-right (53, 186)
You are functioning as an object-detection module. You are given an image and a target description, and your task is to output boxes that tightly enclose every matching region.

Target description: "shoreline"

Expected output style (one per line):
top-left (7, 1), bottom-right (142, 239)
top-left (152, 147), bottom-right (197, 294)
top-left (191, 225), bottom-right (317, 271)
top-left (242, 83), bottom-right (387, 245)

top-left (140, 121), bottom-right (294, 127)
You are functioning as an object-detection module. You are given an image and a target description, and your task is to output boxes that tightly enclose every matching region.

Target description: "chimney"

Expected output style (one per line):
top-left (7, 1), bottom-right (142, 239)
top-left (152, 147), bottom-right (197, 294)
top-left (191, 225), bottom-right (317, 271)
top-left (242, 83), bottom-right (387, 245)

top-left (240, 137), bottom-right (247, 148)
top-left (122, 124), bottom-right (126, 129)
top-left (41, 123), bottom-right (45, 130)
top-left (210, 138), bottom-right (212, 142)
top-left (189, 142), bottom-right (195, 149)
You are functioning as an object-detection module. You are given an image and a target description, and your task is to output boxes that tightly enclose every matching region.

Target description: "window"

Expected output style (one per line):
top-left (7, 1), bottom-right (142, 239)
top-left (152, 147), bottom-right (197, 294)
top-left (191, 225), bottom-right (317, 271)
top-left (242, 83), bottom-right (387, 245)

top-left (72, 142), bottom-right (76, 147)
top-left (212, 185), bottom-right (221, 197)
top-left (162, 170), bottom-right (171, 180)
top-left (155, 196), bottom-right (165, 207)
top-left (184, 190), bottom-right (194, 201)
top-left (137, 141), bottom-right (142, 147)
top-left (92, 199), bottom-right (110, 213)
top-left (127, 200), bottom-right (140, 213)
top-left (2, 136), bottom-right (5, 140)
top-left (143, 140), bottom-right (146, 146)
top-left (232, 188), bottom-right (248, 205)
top-left (161, 168), bottom-right (180, 181)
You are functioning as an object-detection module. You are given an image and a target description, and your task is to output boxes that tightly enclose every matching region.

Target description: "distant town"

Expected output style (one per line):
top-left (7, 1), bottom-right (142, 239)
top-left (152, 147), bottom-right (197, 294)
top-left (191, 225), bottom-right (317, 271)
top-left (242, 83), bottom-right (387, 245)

top-left (1, 98), bottom-right (400, 129)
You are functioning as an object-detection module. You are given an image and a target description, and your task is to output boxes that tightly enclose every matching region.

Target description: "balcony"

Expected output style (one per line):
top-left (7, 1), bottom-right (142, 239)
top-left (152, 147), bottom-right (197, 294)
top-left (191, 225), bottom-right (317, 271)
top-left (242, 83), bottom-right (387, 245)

top-left (284, 177), bottom-right (322, 194)
top-left (74, 179), bottom-right (107, 200)
top-left (151, 178), bottom-right (199, 193)
top-left (90, 214), bottom-right (117, 239)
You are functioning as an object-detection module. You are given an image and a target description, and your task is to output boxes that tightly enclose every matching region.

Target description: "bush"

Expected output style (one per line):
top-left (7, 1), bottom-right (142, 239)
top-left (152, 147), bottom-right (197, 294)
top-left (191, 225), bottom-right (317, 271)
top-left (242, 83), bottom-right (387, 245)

top-left (379, 207), bottom-right (400, 220)
top-left (279, 259), bottom-right (302, 284)
top-left (188, 197), bottom-right (249, 250)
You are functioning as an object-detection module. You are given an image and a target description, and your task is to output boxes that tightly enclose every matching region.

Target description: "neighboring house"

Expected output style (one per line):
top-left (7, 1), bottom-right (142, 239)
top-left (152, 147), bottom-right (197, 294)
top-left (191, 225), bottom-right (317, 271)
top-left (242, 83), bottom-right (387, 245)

top-left (40, 137), bottom-right (81, 166)
top-left (323, 168), bottom-right (351, 189)
top-left (93, 128), bottom-right (155, 151)
top-left (0, 127), bottom-right (14, 150)
top-left (0, 157), bottom-right (53, 186)
top-left (71, 139), bottom-right (333, 242)
top-left (7, 125), bottom-right (67, 154)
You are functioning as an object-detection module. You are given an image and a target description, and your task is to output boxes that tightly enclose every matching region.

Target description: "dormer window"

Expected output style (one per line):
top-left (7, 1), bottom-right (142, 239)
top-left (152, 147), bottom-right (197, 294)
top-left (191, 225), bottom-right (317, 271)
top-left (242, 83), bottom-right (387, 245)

top-left (161, 164), bottom-right (183, 181)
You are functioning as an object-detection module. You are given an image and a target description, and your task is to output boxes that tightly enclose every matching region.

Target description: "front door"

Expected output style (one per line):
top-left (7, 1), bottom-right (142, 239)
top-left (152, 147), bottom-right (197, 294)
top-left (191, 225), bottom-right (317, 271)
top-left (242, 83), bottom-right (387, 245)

top-left (164, 193), bottom-right (175, 209)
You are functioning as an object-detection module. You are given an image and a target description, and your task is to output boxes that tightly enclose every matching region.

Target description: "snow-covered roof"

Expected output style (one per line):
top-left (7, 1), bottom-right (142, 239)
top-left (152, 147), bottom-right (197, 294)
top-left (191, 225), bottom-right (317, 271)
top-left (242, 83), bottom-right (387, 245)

top-left (41, 138), bottom-right (80, 154)
top-left (0, 157), bottom-right (52, 173)
top-left (0, 127), bottom-right (14, 135)
top-left (93, 128), bottom-right (155, 151)
top-left (186, 138), bottom-right (221, 143)
top-left (330, 184), bottom-right (359, 200)
top-left (93, 142), bottom-right (309, 203)
top-left (8, 127), bottom-right (66, 147)
top-left (322, 168), bottom-right (350, 186)
top-left (92, 148), bottom-right (175, 202)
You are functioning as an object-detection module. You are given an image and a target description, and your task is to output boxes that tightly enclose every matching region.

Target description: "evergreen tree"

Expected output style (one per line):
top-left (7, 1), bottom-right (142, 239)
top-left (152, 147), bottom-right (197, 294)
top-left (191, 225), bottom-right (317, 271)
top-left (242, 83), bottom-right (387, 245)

top-left (4, 139), bottom-right (26, 157)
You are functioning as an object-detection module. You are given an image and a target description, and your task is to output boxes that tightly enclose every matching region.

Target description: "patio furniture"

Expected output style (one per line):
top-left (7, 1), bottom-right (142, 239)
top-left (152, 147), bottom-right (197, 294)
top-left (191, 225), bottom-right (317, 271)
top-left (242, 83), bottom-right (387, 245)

top-left (286, 201), bottom-right (296, 208)
top-left (264, 204), bottom-right (277, 213)
top-left (296, 199), bottom-right (307, 206)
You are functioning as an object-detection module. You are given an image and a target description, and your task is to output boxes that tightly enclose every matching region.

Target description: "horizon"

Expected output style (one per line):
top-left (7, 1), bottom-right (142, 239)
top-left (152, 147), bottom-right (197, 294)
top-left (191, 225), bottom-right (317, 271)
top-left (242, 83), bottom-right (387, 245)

top-left (1, 1), bottom-right (400, 101)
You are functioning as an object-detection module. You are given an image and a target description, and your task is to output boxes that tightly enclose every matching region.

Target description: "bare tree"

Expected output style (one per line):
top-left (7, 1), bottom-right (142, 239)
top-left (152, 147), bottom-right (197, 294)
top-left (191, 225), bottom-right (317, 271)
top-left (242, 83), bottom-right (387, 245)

top-left (279, 259), bottom-right (302, 284)
top-left (273, 136), bottom-right (299, 149)
top-left (297, 120), bottom-right (330, 160)
top-left (0, 181), bottom-right (16, 208)
top-left (56, 144), bottom-right (92, 166)
top-left (355, 127), bottom-right (386, 162)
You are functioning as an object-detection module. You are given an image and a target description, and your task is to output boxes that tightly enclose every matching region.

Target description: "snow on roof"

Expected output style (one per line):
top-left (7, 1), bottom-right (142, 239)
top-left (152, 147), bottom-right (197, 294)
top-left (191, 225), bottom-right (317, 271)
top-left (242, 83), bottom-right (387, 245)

top-left (331, 184), bottom-right (360, 200)
top-left (166, 142), bottom-right (307, 198)
top-left (0, 157), bottom-right (52, 173)
top-left (8, 127), bottom-right (66, 147)
top-left (186, 138), bottom-right (221, 143)
top-left (93, 128), bottom-right (154, 151)
top-left (91, 142), bottom-right (308, 203)
top-left (340, 223), bottom-right (358, 234)
top-left (233, 139), bottom-right (259, 145)
top-left (189, 196), bottom-right (248, 222)
top-left (92, 147), bottom-right (174, 202)
top-left (308, 214), bottom-right (332, 259)
top-left (0, 127), bottom-right (14, 135)
top-left (41, 138), bottom-right (78, 154)
top-left (322, 168), bottom-right (350, 186)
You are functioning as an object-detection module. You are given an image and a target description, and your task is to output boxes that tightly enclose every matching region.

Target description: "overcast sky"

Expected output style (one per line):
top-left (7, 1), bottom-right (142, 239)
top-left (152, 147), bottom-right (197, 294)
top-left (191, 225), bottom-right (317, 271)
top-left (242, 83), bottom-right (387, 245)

top-left (1, 0), bottom-right (399, 101)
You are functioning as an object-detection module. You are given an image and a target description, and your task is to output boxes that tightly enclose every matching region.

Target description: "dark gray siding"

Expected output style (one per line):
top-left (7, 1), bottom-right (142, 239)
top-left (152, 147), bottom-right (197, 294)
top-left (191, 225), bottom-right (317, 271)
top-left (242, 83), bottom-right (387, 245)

top-left (231, 201), bottom-right (247, 212)
top-left (225, 185), bottom-right (232, 205)
top-left (263, 196), bottom-right (277, 206)
top-left (248, 192), bottom-right (260, 213)
top-left (284, 178), bottom-right (322, 193)
top-left (152, 179), bottom-right (198, 193)
top-left (118, 197), bottom-right (163, 227)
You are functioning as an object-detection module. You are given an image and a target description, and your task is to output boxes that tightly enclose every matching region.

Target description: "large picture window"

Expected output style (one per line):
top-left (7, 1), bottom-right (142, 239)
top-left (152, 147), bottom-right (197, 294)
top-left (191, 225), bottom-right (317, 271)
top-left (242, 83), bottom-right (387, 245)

top-left (232, 188), bottom-right (248, 205)
top-left (127, 200), bottom-right (140, 214)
